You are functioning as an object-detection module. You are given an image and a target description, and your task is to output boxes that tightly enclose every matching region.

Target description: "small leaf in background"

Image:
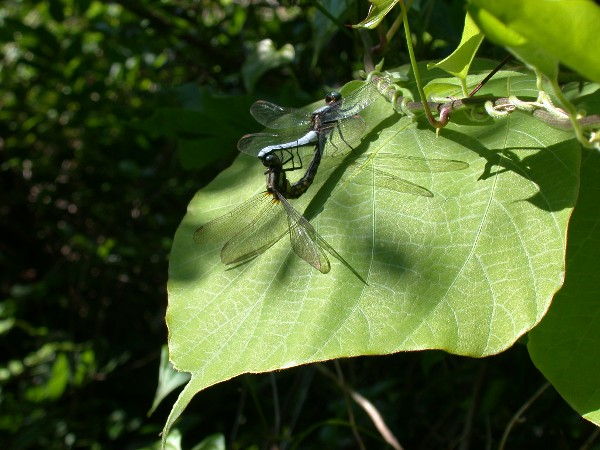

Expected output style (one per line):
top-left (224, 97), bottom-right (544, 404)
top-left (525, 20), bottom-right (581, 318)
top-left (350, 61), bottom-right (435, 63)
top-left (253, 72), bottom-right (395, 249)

top-left (148, 346), bottom-right (190, 416)
top-left (192, 434), bottom-right (226, 450)
top-left (162, 428), bottom-right (182, 450)
top-left (134, 86), bottom-right (256, 170)
top-left (352, 0), bottom-right (400, 29)
top-left (25, 353), bottom-right (69, 402)
top-left (310, 0), bottom-right (352, 67)
top-left (429, 11), bottom-right (484, 84)
top-left (468, 0), bottom-right (600, 83)
top-left (241, 39), bottom-right (295, 92)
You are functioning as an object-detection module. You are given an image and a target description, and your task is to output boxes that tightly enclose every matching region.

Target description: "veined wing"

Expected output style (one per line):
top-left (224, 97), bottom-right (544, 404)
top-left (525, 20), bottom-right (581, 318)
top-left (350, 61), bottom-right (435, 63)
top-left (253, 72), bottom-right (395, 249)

top-left (274, 191), bottom-right (331, 273)
top-left (249, 100), bottom-right (312, 129)
top-left (366, 170), bottom-right (434, 197)
top-left (320, 115), bottom-right (367, 156)
top-left (193, 192), bottom-right (289, 265)
top-left (338, 153), bottom-right (469, 197)
top-left (277, 191), bottom-right (367, 282)
top-left (319, 80), bottom-right (381, 123)
top-left (368, 153), bottom-right (469, 173)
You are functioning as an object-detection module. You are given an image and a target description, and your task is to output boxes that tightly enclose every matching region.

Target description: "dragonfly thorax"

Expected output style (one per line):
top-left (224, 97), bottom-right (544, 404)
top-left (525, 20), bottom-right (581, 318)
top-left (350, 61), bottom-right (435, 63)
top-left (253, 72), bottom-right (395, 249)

top-left (325, 91), bottom-right (342, 104)
top-left (263, 153), bottom-right (291, 198)
top-left (311, 91), bottom-right (342, 119)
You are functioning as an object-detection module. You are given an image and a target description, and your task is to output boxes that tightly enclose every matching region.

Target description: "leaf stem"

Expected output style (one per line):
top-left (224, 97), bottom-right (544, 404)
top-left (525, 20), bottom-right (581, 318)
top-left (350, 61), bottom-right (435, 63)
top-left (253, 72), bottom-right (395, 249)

top-left (333, 361), bottom-right (367, 450)
top-left (498, 382), bottom-right (550, 450)
top-left (399, 0), bottom-right (447, 128)
top-left (386, 5), bottom-right (405, 44)
top-left (548, 77), bottom-right (593, 149)
top-left (370, 73), bottom-right (600, 135)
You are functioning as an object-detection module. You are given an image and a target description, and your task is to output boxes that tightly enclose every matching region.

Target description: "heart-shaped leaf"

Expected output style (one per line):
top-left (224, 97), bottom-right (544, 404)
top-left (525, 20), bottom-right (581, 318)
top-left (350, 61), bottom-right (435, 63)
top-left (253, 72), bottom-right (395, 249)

top-left (163, 69), bottom-right (579, 441)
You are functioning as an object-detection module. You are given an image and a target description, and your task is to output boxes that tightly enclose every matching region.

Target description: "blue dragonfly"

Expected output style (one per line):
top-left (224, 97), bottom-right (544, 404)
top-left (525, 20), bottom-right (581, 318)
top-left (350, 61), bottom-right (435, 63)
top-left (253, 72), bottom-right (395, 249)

top-left (237, 79), bottom-right (384, 169)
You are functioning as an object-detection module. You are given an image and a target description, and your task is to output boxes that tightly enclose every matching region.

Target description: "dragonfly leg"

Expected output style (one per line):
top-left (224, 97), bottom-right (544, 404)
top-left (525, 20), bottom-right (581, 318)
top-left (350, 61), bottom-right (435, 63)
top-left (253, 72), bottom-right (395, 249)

top-left (279, 147), bottom-right (305, 172)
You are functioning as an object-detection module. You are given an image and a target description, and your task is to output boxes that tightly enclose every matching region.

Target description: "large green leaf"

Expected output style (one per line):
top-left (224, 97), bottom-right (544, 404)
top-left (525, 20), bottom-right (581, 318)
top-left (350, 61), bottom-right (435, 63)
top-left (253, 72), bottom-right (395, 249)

top-left (163, 69), bottom-right (579, 440)
top-left (528, 149), bottom-right (600, 426)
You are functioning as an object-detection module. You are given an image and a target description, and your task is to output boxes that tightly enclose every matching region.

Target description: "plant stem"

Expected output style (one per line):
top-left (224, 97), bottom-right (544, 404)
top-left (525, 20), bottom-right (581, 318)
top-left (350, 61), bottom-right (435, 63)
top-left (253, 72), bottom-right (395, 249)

top-left (399, 0), bottom-right (446, 128)
top-left (499, 382), bottom-right (550, 450)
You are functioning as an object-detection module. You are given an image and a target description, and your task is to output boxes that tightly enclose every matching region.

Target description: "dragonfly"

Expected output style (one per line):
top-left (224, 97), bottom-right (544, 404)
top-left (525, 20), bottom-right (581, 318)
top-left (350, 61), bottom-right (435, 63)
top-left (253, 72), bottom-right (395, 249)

top-left (238, 78), bottom-right (469, 197)
top-left (193, 150), bottom-right (364, 280)
top-left (237, 78), bottom-right (385, 169)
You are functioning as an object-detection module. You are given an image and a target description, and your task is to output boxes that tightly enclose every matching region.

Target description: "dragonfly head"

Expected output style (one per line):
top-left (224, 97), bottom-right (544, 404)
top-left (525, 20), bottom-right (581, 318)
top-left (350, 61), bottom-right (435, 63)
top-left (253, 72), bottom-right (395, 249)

top-left (324, 91), bottom-right (342, 105)
top-left (261, 153), bottom-right (282, 169)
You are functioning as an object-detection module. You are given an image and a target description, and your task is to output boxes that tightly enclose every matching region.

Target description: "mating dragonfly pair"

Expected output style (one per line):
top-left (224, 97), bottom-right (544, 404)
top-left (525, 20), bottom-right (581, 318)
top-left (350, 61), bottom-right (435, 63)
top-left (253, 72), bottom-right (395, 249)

top-left (194, 77), bottom-right (468, 277)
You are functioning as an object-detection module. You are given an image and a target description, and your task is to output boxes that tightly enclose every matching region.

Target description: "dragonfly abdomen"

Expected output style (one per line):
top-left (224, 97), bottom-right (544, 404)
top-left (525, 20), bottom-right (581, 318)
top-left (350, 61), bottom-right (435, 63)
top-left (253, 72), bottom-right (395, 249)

top-left (257, 130), bottom-right (319, 159)
top-left (286, 146), bottom-right (323, 199)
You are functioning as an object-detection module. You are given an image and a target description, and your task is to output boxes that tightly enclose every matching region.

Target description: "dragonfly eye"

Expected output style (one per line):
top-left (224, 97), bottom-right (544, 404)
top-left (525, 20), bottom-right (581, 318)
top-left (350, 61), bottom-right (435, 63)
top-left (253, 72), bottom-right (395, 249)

top-left (325, 92), bottom-right (342, 104)
top-left (262, 153), bottom-right (281, 167)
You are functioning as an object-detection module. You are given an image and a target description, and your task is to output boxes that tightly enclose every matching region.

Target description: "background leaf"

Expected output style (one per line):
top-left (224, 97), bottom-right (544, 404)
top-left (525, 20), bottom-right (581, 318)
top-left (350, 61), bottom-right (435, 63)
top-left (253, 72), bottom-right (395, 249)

top-left (133, 86), bottom-right (255, 169)
top-left (528, 149), bottom-right (600, 426)
top-left (429, 11), bottom-right (484, 82)
top-left (352, 0), bottom-right (399, 29)
top-left (164, 69), bottom-right (579, 438)
top-left (469, 0), bottom-right (600, 82)
top-left (242, 39), bottom-right (295, 92)
top-left (310, 0), bottom-right (354, 67)
top-left (149, 346), bottom-right (191, 416)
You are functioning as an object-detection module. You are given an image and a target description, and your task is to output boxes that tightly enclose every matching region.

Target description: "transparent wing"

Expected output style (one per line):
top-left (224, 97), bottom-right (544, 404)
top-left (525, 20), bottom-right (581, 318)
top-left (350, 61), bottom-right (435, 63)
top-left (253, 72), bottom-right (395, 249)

top-left (220, 195), bottom-right (289, 265)
top-left (193, 192), bottom-right (289, 265)
top-left (339, 153), bottom-right (469, 197)
top-left (370, 170), bottom-right (434, 197)
top-left (320, 80), bottom-right (381, 123)
top-left (311, 232), bottom-right (367, 284)
top-left (276, 192), bottom-right (331, 274)
top-left (278, 192), bottom-right (366, 282)
top-left (249, 100), bottom-right (312, 129)
top-left (321, 116), bottom-right (367, 156)
top-left (249, 80), bottom-right (380, 130)
top-left (371, 153), bottom-right (469, 173)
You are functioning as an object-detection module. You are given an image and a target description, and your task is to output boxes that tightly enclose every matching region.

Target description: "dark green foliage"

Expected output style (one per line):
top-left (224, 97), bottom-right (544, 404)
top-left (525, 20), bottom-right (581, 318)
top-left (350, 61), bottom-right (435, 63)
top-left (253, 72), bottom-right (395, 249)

top-left (0, 1), bottom-right (596, 449)
top-left (0, 1), bottom-right (216, 447)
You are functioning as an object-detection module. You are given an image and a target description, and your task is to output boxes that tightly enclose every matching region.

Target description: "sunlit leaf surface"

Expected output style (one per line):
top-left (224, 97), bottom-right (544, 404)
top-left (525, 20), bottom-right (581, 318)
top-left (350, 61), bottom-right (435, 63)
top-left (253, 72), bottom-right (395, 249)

top-left (164, 69), bottom-right (579, 438)
top-left (469, 0), bottom-right (600, 82)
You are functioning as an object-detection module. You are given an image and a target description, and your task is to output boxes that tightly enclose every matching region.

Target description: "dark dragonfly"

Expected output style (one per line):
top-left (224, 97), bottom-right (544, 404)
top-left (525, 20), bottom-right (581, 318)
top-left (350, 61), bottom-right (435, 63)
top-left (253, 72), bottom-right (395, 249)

top-left (237, 79), bottom-right (384, 169)
top-left (193, 151), bottom-right (363, 279)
